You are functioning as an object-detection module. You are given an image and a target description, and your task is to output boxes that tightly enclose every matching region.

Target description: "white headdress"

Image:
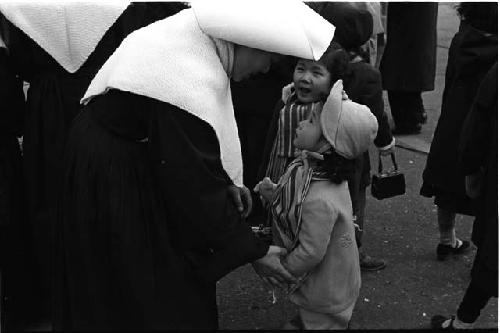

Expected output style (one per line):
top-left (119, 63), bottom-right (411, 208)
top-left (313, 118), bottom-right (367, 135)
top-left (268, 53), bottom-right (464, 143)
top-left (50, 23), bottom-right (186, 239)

top-left (0, 2), bottom-right (130, 73)
top-left (82, 0), bottom-right (335, 185)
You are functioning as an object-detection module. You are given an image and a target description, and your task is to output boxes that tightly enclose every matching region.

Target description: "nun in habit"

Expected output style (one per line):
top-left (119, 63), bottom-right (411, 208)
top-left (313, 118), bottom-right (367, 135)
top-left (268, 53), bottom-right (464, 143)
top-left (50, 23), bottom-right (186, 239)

top-left (53, 1), bottom-right (336, 330)
top-left (0, 2), bottom-right (187, 324)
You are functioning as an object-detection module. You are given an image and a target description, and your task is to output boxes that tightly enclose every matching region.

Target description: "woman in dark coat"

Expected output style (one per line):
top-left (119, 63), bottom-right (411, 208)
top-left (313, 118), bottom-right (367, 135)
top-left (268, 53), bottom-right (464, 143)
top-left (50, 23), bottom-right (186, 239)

top-left (0, 2), bottom-right (187, 323)
top-left (431, 62), bottom-right (497, 330)
top-left (379, 2), bottom-right (438, 134)
top-left (53, 2), bottom-right (334, 330)
top-left (420, 3), bottom-right (497, 261)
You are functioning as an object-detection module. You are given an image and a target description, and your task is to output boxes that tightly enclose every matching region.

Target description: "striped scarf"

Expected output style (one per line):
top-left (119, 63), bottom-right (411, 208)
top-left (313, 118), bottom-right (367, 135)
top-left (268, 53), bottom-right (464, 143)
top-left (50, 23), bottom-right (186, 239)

top-left (276, 95), bottom-right (324, 157)
top-left (264, 94), bottom-right (324, 183)
top-left (270, 144), bottom-right (331, 251)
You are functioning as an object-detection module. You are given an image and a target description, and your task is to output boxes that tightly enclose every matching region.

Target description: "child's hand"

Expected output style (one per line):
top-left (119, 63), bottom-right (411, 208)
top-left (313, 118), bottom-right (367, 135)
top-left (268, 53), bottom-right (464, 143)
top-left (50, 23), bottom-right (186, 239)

top-left (281, 82), bottom-right (294, 103)
top-left (253, 177), bottom-right (277, 203)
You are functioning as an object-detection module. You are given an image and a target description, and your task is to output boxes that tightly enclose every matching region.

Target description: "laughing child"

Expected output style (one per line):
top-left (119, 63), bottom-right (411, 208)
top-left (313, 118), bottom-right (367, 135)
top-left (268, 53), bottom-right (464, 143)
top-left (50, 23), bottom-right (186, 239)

top-left (259, 42), bottom-right (348, 185)
top-left (257, 43), bottom-right (348, 231)
top-left (255, 80), bottom-right (378, 329)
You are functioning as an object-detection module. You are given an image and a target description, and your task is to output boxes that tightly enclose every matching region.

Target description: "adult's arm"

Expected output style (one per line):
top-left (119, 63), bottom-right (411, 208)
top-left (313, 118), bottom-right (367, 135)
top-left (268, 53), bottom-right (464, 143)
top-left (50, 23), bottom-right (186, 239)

top-left (355, 66), bottom-right (393, 148)
top-left (148, 101), bottom-right (269, 284)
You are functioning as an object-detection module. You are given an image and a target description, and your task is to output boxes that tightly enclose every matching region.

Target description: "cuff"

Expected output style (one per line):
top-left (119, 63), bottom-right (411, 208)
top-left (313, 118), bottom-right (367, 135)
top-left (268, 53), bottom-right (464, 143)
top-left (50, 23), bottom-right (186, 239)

top-left (377, 137), bottom-right (395, 151)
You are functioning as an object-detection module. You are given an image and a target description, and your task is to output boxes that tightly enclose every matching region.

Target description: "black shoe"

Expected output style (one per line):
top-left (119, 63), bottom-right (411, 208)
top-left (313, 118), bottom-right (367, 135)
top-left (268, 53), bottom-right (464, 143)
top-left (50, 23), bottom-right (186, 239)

top-left (359, 252), bottom-right (386, 271)
top-left (393, 122), bottom-right (422, 135)
top-left (431, 315), bottom-right (455, 330)
top-left (436, 240), bottom-right (471, 261)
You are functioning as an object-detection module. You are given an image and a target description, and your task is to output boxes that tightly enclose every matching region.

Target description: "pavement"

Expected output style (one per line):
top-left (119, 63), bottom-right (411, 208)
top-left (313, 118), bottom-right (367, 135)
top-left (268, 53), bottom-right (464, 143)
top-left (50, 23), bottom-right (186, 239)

top-left (216, 3), bottom-right (498, 330)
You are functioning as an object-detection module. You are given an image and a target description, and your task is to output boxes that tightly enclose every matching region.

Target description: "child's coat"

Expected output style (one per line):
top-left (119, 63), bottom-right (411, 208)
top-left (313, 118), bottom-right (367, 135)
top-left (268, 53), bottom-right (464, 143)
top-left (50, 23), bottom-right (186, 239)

top-left (276, 178), bottom-right (361, 314)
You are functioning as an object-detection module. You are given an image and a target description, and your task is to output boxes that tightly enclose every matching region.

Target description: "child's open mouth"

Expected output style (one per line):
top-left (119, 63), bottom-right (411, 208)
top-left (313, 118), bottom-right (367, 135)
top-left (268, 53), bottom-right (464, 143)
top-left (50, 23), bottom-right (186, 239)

top-left (297, 87), bottom-right (311, 95)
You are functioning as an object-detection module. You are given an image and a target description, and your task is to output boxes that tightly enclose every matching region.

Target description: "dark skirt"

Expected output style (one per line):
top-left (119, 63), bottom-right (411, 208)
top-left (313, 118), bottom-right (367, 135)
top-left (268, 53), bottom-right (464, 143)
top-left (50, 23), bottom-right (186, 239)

top-left (53, 109), bottom-right (217, 330)
top-left (0, 137), bottom-right (37, 327)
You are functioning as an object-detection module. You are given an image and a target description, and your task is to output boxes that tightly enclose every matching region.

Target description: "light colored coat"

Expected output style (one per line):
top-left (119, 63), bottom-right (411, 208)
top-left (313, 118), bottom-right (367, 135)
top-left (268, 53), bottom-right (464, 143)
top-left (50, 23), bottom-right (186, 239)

top-left (281, 179), bottom-right (361, 314)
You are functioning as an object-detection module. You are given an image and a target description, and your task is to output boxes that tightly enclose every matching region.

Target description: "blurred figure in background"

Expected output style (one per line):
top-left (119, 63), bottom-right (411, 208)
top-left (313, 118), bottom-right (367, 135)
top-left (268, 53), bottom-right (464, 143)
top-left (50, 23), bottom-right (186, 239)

top-left (350, 2), bottom-right (385, 67)
top-left (421, 2), bottom-right (497, 262)
top-left (431, 62), bottom-right (497, 330)
top-left (380, 2), bottom-right (438, 134)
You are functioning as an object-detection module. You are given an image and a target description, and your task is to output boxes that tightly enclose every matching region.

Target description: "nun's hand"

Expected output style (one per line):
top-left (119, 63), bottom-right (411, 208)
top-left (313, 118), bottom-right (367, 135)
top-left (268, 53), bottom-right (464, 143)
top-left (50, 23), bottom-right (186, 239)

top-left (252, 246), bottom-right (297, 289)
top-left (228, 184), bottom-right (253, 218)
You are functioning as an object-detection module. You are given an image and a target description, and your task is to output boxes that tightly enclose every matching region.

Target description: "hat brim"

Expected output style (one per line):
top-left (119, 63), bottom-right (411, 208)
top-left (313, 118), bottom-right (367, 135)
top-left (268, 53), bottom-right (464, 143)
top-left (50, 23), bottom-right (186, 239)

top-left (321, 79), bottom-right (343, 149)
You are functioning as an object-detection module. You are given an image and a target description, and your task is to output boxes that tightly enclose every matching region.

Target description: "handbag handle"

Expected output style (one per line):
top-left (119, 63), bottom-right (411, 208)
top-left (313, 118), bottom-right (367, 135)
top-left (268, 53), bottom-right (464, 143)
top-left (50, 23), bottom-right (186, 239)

top-left (378, 152), bottom-right (399, 174)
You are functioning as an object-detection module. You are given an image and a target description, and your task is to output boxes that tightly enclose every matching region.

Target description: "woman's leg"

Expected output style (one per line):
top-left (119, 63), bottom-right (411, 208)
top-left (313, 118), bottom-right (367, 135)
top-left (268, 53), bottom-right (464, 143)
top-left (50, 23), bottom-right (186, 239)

top-left (431, 275), bottom-right (493, 329)
top-left (456, 278), bottom-right (492, 324)
top-left (437, 206), bottom-right (456, 246)
top-left (356, 186), bottom-right (386, 271)
top-left (436, 206), bottom-right (471, 260)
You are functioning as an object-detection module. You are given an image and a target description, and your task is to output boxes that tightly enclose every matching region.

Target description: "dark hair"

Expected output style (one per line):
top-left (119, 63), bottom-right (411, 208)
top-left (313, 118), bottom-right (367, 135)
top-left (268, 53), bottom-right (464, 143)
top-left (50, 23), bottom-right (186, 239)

top-left (317, 41), bottom-right (349, 86)
top-left (456, 2), bottom-right (497, 34)
top-left (318, 149), bottom-right (355, 184)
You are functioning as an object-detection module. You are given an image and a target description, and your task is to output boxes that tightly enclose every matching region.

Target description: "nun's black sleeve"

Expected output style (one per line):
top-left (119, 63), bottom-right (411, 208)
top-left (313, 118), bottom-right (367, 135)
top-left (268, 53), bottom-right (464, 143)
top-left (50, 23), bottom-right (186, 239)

top-left (148, 100), bottom-right (269, 284)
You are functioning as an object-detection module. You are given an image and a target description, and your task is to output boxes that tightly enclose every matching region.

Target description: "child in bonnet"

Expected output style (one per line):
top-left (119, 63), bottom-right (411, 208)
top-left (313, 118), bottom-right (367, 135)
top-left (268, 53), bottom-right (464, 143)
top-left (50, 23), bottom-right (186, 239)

top-left (254, 79), bottom-right (378, 329)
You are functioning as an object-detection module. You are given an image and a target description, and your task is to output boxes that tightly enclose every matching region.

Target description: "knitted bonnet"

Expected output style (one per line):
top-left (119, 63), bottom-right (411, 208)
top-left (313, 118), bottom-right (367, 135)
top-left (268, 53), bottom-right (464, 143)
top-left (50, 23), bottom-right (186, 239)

top-left (320, 80), bottom-right (378, 159)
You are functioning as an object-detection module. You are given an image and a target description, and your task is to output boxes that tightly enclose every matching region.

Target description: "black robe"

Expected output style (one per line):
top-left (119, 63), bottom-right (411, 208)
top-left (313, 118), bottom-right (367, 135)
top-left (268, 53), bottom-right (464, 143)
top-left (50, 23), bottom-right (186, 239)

top-left (379, 2), bottom-right (438, 92)
top-left (53, 90), bottom-right (268, 330)
top-left (0, 47), bottom-right (26, 329)
top-left (2, 2), bottom-right (188, 320)
top-left (0, 48), bottom-right (24, 229)
top-left (420, 22), bottom-right (497, 214)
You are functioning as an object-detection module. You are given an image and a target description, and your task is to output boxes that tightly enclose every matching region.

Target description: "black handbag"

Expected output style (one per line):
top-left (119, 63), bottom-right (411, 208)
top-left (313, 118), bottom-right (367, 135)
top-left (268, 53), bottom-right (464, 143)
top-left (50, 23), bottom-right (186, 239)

top-left (371, 152), bottom-right (406, 200)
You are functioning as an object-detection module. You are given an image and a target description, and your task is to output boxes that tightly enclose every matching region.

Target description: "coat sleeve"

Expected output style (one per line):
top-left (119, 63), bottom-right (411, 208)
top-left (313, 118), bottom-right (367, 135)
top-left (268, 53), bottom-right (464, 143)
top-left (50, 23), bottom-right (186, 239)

top-left (148, 102), bottom-right (268, 284)
top-left (283, 196), bottom-right (337, 277)
top-left (358, 67), bottom-right (393, 148)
